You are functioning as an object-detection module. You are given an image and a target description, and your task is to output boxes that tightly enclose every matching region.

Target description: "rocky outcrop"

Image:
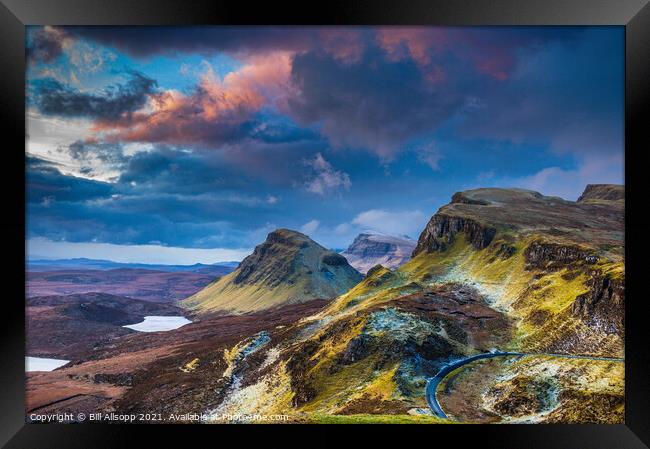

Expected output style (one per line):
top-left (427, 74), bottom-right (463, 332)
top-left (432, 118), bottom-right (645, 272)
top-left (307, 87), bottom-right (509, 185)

top-left (341, 233), bottom-right (416, 273)
top-left (494, 242), bottom-right (517, 259)
top-left (577, 184), bottom-right (624, 203)
top-left (321, 252), bottom-right (348, 267)
top-left (412, 214), bottom-right (496, 257)
top-left (451, 191), bottom-right (490, 206)
top-left (572, 271), bottom-right (624, 335)
top-left (524, 240), bottom-right (596, 269)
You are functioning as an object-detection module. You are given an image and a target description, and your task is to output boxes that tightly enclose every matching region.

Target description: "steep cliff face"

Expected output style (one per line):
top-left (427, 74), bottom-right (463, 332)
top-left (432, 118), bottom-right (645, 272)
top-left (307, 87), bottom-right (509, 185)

top-left (577, 184), bottom-right (624, 203)
top-left (341, 233), bottom-right (416, 273)
top-left (572, 269), bottom-right (625, 336)
top-left (184, 229), bottom-right (362, 314)
top-left (413, 186), bottom-right (624, 259)
top-left (524, 240), bottom-right (597, 269)
top-left (412, 214), bottom-right (496, 256)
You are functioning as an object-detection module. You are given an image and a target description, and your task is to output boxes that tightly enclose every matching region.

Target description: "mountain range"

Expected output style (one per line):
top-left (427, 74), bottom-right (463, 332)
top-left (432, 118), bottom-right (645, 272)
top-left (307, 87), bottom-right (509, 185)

top-left (27, 258), bottom-right (239, 275)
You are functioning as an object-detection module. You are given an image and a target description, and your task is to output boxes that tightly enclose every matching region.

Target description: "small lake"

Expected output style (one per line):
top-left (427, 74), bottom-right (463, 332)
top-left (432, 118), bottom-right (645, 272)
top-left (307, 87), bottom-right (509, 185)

top-left (26, 356), bottom-right (70, 372)
top-left (123, 315), bottom-right (191, 332)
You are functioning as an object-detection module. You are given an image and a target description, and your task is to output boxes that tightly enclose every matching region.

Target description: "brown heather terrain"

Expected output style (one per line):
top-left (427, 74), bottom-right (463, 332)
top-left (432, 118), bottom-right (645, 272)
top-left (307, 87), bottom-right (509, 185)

top-left (26, 185), bottom-right (625, 424)
top-left (27, 293), bottom-right (183, 360)
top-left (26, 300), bottom-right (329, 417)
top-left (27, 268), bottom-right (223, 303)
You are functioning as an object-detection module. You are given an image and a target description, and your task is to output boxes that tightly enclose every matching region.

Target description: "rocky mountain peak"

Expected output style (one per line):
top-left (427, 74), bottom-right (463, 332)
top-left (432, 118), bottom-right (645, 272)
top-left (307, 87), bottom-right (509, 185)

top-left (341, 232), bottom-right (416, 274)
top-left (234, 228), bottom-right (351, 287)
top-left (264, 228), bottom-right (312, 247)
top-left (185, 228), bottom-right (362, 314)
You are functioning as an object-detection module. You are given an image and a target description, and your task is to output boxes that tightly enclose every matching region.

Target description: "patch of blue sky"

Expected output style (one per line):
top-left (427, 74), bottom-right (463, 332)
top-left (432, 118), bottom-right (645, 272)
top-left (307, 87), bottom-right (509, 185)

top-left (121, 52), bottom-right (243, 92)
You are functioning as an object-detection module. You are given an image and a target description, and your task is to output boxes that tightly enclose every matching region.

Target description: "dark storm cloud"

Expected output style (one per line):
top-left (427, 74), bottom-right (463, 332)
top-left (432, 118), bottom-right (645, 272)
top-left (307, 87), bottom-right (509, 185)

top-left (26, 148), bottom-right (298, 248)
top-left (27, 156), bottom-right (113, 204)
top-left (65, 26), bottom-right (317, 58)
top-left (287, 47), bottom-right (472, 157)
top-left (30, 71), bottom-right (158, 121)
top-left (118, 139), bottom-right (325, 191)
top-left (456, 28), bottom-right (624, 157)
top-left (67, 140), bottom-right (126, 164)
top-left (117, 147), bottom-right (237, 192)
top-left (49, 26), bottom-right (582, 159)
top-left (26, 26), bottom-right (68, 63)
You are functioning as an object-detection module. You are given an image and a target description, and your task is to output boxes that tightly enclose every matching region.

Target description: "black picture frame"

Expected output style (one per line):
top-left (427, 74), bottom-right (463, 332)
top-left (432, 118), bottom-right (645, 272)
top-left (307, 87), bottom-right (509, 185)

top-left (1, 0), bottom-right (648, 447)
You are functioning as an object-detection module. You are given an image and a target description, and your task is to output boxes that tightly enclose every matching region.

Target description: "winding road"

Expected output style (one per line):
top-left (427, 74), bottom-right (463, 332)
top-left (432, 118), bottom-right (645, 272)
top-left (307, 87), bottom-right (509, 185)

top-left (425, 351), bottom-right (624, 419)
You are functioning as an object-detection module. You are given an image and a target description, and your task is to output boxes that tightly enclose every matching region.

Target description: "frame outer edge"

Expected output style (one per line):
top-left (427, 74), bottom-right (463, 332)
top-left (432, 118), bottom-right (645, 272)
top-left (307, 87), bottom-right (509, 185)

top-left (0, 1), bottom-right (26, 446)
top-left (0, 0), bottom-right (648, 25)
top-left (1, 0), bottom-right (648, 447)
top-left (625, 1), bottom-right (650, 446)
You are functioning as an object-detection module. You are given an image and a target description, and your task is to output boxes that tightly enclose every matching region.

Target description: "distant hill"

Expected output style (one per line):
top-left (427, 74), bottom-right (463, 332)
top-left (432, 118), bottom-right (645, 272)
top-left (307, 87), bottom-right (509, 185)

top-left (184, 229), bottom-right (362, 314)
top-left (26, 268), bottom-right (233, 303)
top-left (27, 257), bottom-right (239, 276)
top-left (341, 232), bottom-right (416, 273)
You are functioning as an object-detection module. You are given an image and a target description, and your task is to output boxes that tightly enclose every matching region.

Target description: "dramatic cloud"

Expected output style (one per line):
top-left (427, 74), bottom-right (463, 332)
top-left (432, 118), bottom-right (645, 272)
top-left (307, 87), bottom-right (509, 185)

top-left (24, 26), bottom-right (624, 260)
top-left (66, 40), bottom-right (117, 75)
top-left (27, 164), bottom-right (285, 249)
top-left (375, 27), bottom-right (580, 81)
top-left (63, 140), bottom-right (129, 181)
top-left (65, 27), bottom-right (371, 62)
top-left (27, 150), bottom-right (299, 250)
top-left (27, 156), bottom-right (113, 204)
top-left (96, 53), bottom-right (293, 147)
top-left (303, 153), bottom-right (351, 195)
top-left (31, 71), bottom-right (158, 121)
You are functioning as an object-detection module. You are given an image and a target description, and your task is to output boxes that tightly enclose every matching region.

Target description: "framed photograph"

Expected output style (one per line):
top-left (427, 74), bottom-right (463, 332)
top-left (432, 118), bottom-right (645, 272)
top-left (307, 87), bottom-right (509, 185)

top-left (1, 0), bottom-right (648, 447)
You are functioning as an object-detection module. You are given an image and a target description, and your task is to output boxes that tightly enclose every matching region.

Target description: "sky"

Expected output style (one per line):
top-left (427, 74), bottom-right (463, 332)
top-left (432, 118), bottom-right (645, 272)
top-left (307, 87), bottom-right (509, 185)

top-left (25, 26), bottom-right (624, 264)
